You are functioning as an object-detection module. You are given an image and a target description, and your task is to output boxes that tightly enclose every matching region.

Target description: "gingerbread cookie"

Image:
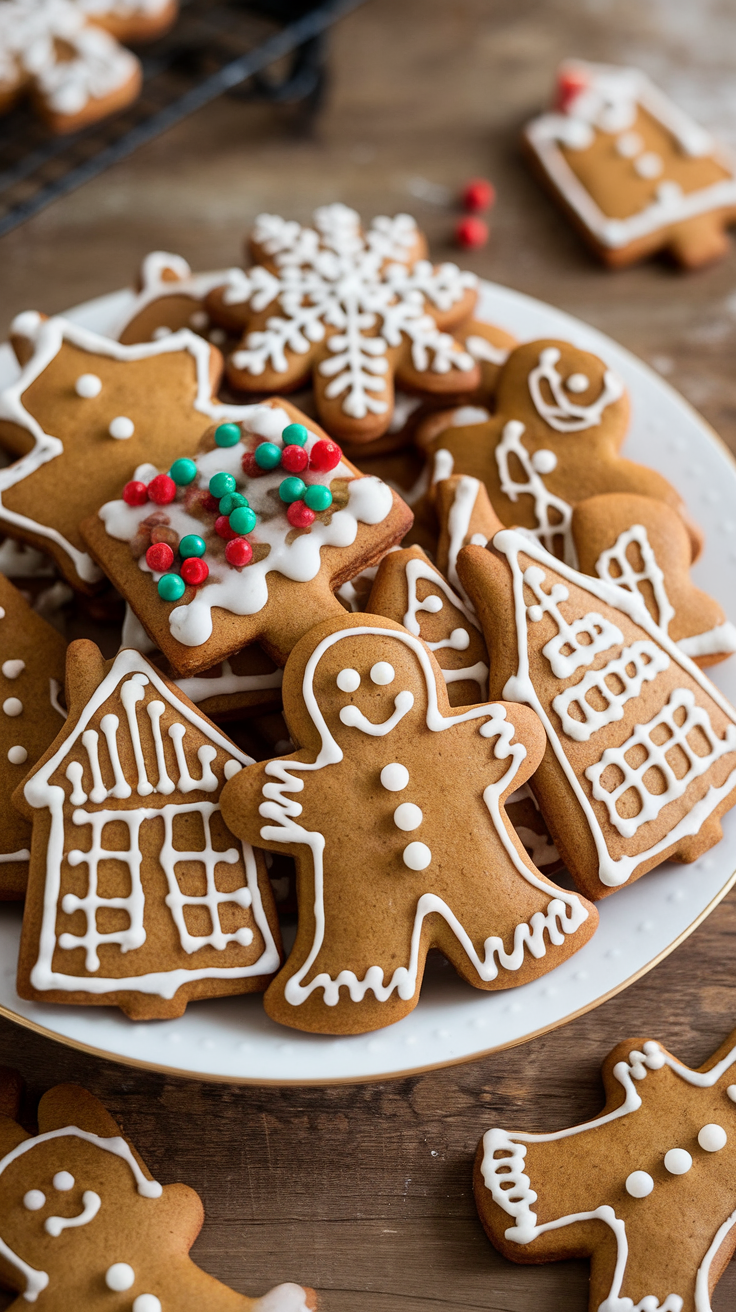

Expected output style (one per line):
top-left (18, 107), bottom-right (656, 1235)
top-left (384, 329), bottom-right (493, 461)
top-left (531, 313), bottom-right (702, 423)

top-left (458, 531), bottom-right (736, 900)
top-left (15, 641), bottom-right (282, 1019)
top-left (0, 573), bottom-right (67, 900)
top-left (0, 312), bottom-right (303, 592)
top-left (503, 783), bottom-right (561, 876)
top-left (573, 493), bottom-right (736, 667)
top-left (204, 204), bottom-right (480, 444)
top-left (524, 60), bottom-right (736, 269)
top-left (475, 1028), bottom-right (736, 1312)
top-left (417, 339), bottom-right (703, 566)
top-left (219, 611), bottom-right (597, 1035)
top-left (434, 474), bottom-right (504, 608)
top-left (78, 0), bottom-right (178, 44)
top-left (81, 404), bottom-right (412, 676)
top-left (461, 319), bottom-right (518, 401)
top-left (0, 1076), bottom-right (315, 1309)
top-left (366, 544), bottom-right (489, 706)
top-left (115, 252), bottom-right (241, 348)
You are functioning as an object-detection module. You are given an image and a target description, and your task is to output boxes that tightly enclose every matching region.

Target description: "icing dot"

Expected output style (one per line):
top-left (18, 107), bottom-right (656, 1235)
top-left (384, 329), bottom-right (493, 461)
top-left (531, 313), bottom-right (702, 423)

top-left (105, 1263), bottom-right (135, 1292)
top-left (449, 627), bottom-right (470, 651)
top-left (393, 802), bottom-right (423, 832)
top-left (698, 1123), bottom-right (727, 1152)
top-left (422, 595), bottom-right (443, 613)
top-left (8, 746), bottom-right (27, 764)
top-left (2, 659), bottom-right (24, 679)
top-left (189, 310), bottom-right (208, 329)
top-left (664, 1148), bottom-right (692, 1175)
top-left (565, 373), bottom-right (589, 393)
top-left (109, 416), bottom-right (135, 440)
top-left (635, 151), bottom-right (663, 179)
top-left (380, 763), bottom-right (409, 792)
top-left (727, 1085), bottom-right (736, 1102)
top-left (336, 669), bottom-right (361, 693)
top-left (52, 1171), bottom-right (74, 1191)
top-left (657, 180), bottom-right (683, 204)
top-left (152, 326), bottom-right (172, 340)
top-left (74, 374), bottom-right (102, 398)
top-left (403, 841), bottom-right (432, 871)
top-left (3, 698), bottom-right (22, 716)
top-left (616, 130), bottom-right (644, 158)
top-left (370, 662), bottom-right (395, 686)
top-left (23, 1189), bottom-right (45, 1211)
top-left (530, 449), bottom-right (557, 474)
top-left (625, 1170), bottom-right (653, 1199)
top-left (224, 760), bottom-right (242, 779)
top-left (133, 1297), bottom-right (162, 1312)
top-left (0, 609), bottom-right (5, 619)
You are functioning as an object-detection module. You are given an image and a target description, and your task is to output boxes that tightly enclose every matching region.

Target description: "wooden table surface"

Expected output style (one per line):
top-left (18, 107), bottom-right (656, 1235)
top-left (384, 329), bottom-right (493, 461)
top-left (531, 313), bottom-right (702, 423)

top-left (2, 1), bottom-right (736, 1307)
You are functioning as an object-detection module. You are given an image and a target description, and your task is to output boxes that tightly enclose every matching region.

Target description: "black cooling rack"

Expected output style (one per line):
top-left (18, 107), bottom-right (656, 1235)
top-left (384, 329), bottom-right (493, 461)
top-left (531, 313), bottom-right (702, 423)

top-left (0, 0), bottom-right (365, 238)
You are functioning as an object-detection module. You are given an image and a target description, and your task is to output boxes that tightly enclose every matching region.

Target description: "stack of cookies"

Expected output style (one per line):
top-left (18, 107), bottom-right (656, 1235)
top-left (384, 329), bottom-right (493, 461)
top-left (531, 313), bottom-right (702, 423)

top-left (1, 202), bottom-right (736, 1040)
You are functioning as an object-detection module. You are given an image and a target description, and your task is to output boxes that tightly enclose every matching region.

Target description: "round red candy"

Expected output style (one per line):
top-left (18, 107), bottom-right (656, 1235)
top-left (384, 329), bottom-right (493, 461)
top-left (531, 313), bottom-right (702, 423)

top-left (281, 444), bottom-right (309, 474)
top-left (214, 514), bottom-right (237, 541)
top-left (309, 439), bottom-right (341, 473)
top-left (123, 480), bottom-right (148, 507)
top-left (181, 557), bottom-right (209, 586)
top-left (287, 500), bottom-right (316, 529)
top-left (145, 542), bottom-right (174, 572)
top-left (225, 537), bottom-right (253, 567)
top-left (455, 216), bottom-right (489, 250)
top-left (147, 473), bottom-right (176, 505)
top-left (461, 178), bottom-right (495, 213)
top-left (241, 450), bottom-right (268, 479)
top-left (555, 69), bottom-right (588, 112)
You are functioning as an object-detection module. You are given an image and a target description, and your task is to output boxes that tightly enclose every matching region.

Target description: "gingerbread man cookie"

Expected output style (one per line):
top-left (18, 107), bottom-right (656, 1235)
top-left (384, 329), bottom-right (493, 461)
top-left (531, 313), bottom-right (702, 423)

top-left (475, 1027), bottom-right (736, 1312)
top-left (15, 640), bottom-right (282, 1019)
top-left (416, 339), bottom-right (703, 567)
top-left (82, 405), bottom-right (411, 676)
top-left (458, 531), bottom-right (736, 900)
top-left (0, 572), bottom-right (67, 900)
top-left (0, 1077), bottom-right (316, 1309)
top-left (220, 612), bottom-right (596, 1035)
top-left (204, 204), bottom-right (480, 444)
top-left (524, 60), bottom-right (736, 269)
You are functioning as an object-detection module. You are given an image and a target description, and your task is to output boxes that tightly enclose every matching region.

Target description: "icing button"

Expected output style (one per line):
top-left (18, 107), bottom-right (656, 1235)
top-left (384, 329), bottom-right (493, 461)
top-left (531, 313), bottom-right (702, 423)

top-left (380, 763), bottom-right (409, 792)
top-left (698, 1123), bottom-right (727, 1152)
top-left (1, 659), bottom-right (24, 679)
top-left (727, 1085), bottom-right (736, 1103)
top-left (663, 1148), bottom-right (692, 1175)
top-left (74, 373), bottom-right (102, 398)
top-left (109, 416), bottom-right (135, 440)
top-left (105, 1263), bottom-right (135, 1292)
top-left (625, 1170), bottom-right (653, 1199)
top-left (403, 841), bottom-right (432, 871)
top-left (565, 373), bottom-right (589, 393)
top-left (3, 697), bottom-right (22, 716)
top-left (132, 1296), bottom-right (162, 1312)
top-left (393, 802), bottom-right (423, 832)
top-left (8, 746), bottom-right (27, 765)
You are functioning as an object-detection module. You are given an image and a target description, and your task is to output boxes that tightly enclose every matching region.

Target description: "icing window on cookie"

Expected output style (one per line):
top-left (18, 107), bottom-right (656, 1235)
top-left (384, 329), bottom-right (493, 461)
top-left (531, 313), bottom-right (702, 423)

top-left (528, 348), bottom-right (624, 433)
top-left (523, 565), bottom-right (623, 678)
top-left (552, 640), bottom-right (669, 742)
top-left (595, 523), bottom-right (675, 636)
top-left (495, 422), bottom-right (576, 566)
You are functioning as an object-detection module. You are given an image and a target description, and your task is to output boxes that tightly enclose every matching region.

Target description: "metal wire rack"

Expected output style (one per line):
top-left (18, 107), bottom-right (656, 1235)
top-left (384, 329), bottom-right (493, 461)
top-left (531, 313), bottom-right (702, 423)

top-left (0, 0), bottom-right (365, 238)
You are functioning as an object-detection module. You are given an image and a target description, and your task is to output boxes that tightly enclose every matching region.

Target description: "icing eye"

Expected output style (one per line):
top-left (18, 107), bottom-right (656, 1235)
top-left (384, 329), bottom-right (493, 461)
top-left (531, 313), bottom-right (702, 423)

top-left (370, 662), bottom-right (394, 686)
top-left (52, 1171), bottom-right (74, 1192)
top-left (565, 373), bottom-right (589, 394)
top-left (3, 698), bottom-right (23, 716)
top-left (23, 1190), bottom-right (45, 1211)
top-left (105, 1263), bottom-right (136, 1292)
top-left (336, 669), bottom-right (360, 693)
top-left (624, 1170), bottom-right (653, 1198)
top-left (380, 763), bottom-right (409, 792)
top-left (663, 1148), bottom-right (692, 1175)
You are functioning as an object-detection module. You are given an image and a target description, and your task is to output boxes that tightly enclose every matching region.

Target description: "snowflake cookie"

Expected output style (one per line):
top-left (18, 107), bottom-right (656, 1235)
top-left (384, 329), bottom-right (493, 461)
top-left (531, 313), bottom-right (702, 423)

top-left (204, 204), bottom-right (481, 445)
top-left (0, 1075), bottom-right (316, 1309)
top-left (219, 611), bottom-right (597, 1035)
top-left (475, 1029), bottom-right (736, 1312)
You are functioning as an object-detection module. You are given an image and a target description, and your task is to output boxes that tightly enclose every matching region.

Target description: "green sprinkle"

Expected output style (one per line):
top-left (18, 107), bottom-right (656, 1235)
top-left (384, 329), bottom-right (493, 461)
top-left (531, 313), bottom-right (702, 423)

top-left (282, 422), bottom-right (308, 448)
top-left (209, 471), bottom-right (237, 499)
top-left (279, 476), bottom-right (307, 504)
top-left (215, 422), bottom-right (241, 448)
top-left (219, 491), bottom-right (248, 516)
top-left (304, 484), bottom-right (333, 512)
top-left (158, 573), bottom-right (186, 602)
top-left (254, 442), bottom-right (282, 471)
top-left (169, 458), bottom-right (197, 486)
top-left (179, 534), bottom-right (206, 559)
top-left (229, 506), bottom-right (257, 535)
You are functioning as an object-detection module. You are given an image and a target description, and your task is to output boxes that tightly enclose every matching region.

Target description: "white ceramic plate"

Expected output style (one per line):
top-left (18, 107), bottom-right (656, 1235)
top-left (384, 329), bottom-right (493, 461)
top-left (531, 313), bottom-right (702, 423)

top-left (1, 279), bottom-right (735, 1085)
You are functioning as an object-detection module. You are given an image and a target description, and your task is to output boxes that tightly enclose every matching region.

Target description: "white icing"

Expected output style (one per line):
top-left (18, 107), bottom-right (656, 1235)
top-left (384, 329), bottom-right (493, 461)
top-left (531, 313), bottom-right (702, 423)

top-left (635, 151), bottom-right (664, 179)
top-left (108, 416), bottom-right (134, 439)
top-left (257, 625), bottom-right (589, 1005)
top-left (595, 524), bottom-right (675, 636)
top-left (380, 762), bottom-right (409, 791)
top-left (698, 1123), bottom-right (727, 1152)
top-left (664, 1147), bottom-right (692, 1175)
top-left (105, 1263), bottom-right (135, 1291)
top-left (625, 1170), bottom-right (653, 1198)
top-left (7, 745), bottom-right (26, 765)
top-left (679, 622), bottom-right (736, 659)
top-left (401, 554), bottom-right (488, 696)
top-left (336, 668), bottom-right (360, 692)
top-left (2, 659), bottom-right (25, 678)
top-left (403, 840), bottom-right (432, 870)
top-left (493, 528), bottom-right (736, 887)
top-left (528, 347), bottom-right (624, 433)
top-left (496, 421), bottom-right (576, 565)
top-left (616, 131), bottom-right (644, 158)
top-left (52, 1170), bottom-right (73, 1190)
top-left (370, 661), bottom-right (394, 685)
top-left (74, 374), bottom-right (102, 398)
top-left (132, 1298), bottom-right (161, 1312)
top-left (226, 205), bottom-right (477, 419)
top-left (551, 640), bottom-right (669, 741)
top-left (3, 697), bottom-right (22, 716)
top-left (523, 565), bottom-right (624, 678)
top-left (465, 335), bottom-right (510, 366)
top-left (393, 802), bottom-right (422, 831)
top-left (111, 253), bottom-right (239, 342)
top-left (23, 1191), bottom-right (45, 1211)
top-left (0, 538), bottom-right (54, 579)
top-left (387, 392), bottom-right (422, 434)
top-left (45, 1190), bottom-right (100, 1236)
top-left (251, 1285), bottom-right (313, 1312)
top-left (514, 824), bottom-right (560, 869)
top-left (24, 649), bottom-right (280, 996)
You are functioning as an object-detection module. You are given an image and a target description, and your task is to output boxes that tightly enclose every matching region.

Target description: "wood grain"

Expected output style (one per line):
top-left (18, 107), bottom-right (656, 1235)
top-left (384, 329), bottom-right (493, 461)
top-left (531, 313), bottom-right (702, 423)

top-left (2, 0), bottom-right (736, 1305)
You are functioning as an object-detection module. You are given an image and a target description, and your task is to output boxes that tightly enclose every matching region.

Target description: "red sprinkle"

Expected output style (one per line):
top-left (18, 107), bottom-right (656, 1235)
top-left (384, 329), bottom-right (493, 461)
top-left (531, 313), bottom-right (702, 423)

top-left (181, 557), bottom-right (209, 586)
top-left (147, 473), bottom-right (177, 505)
top-left (241, 450), bottom-right (268, 479)
top-left (145, 542), bottom-right (174, 572)
top-left (455, 216), bottom-right (489, 250)
top-left (287, 500), bottom-right (316, 529)
top-left (281, 444), bottom-right (309, 474)
top-left (555, 69), bottom-right (588, 113)
top-left (461, 178), bottom-right (495, 213)
top-left (215, 514), bottom-right (238, 541)
top-left (309, 439), bottom-right (341, 473)
top-left (123, 480), bottom-right (148, 507)
top-left (225, 537), bottom-right (254, 567)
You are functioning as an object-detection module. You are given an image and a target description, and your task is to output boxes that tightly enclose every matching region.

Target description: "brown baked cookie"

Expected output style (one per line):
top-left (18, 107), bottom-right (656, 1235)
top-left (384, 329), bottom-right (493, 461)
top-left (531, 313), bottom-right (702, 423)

top-left (475, 1028), bottom-right (736, 1312)
top-left (15, 640), bottom-right (282, 1019)
top-left (81, 404), bottom-right (412, 676)
top-left (0, 312), bottom-right (291, 592)
top-left (461, 319), bottom-right (518, 401)
top-left (434, 474), bottom-right (504, 607)
top-left (573, 493), bottom-right (736, 667)
top-left (0, 572), bottom-right (67, 901)
top-left (504, 783), bottom-right (562, 876)
top-left (416, 339), bottom-right (704, 566)
top-left (458, 531), bottom-right (736, 901)
top-left (116, 252), bottom-right (241, 348)
top-left (204, 204), bottom-right (480, 445)
top-left (366, 544), bottom-right (489, 707)
top-left (80, 0), bottom-right (179, 44)
top-left (524, 59), bottom-right (736, 269)
top-left (0, 1077), bottom-right (316, 1309)
top-left (219, 611), bottom-right (597, 1035)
